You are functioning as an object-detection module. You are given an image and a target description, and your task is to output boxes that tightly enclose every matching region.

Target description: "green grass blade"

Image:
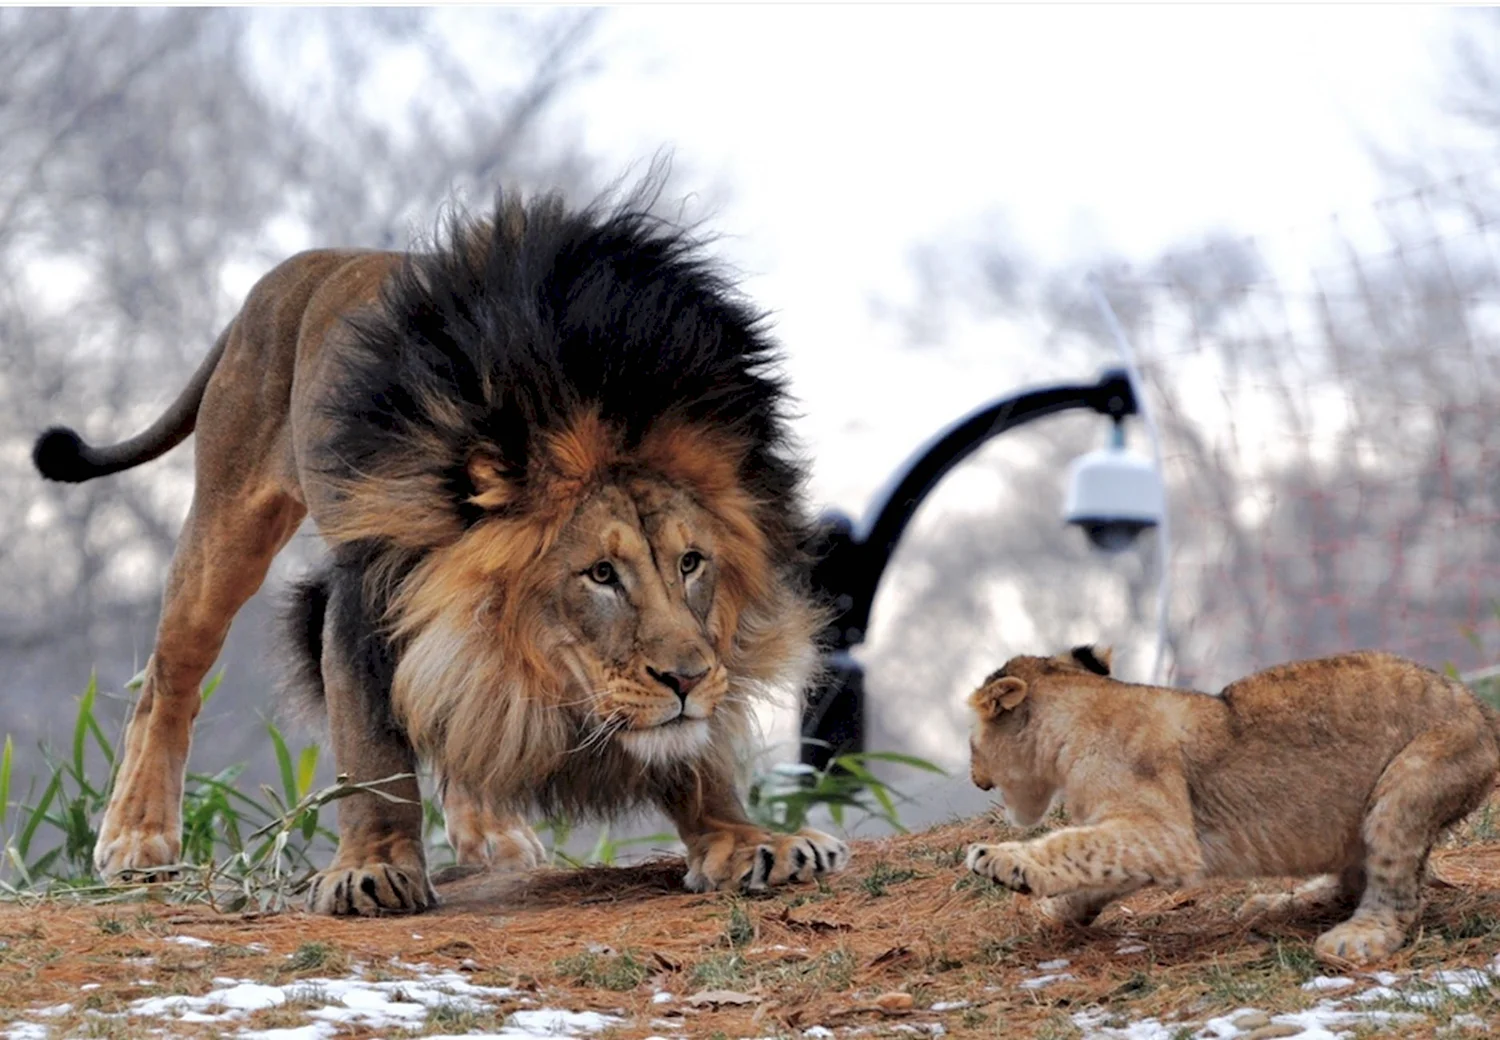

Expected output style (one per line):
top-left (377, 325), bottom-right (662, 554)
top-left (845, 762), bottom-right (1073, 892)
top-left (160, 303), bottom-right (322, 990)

top-left (0, 736), bottom-right (12, 829)
top-left (268, 724), bottom-right (297, 810)
top-left (843, 751), bottom-right (947, 775)
top-left (296, 746), bottom-right (319, 801)
top-left (201, 672), bottom-right (224, 705)
top-left (17, 769), bottom-right (63, 858)
top-left (72, 674), bottom-right (98, 781)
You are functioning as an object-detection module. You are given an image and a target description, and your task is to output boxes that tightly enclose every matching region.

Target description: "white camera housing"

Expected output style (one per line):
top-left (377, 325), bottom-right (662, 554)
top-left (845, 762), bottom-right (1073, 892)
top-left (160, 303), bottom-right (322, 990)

top-left (1063, 440), bottom-right (1164, 553)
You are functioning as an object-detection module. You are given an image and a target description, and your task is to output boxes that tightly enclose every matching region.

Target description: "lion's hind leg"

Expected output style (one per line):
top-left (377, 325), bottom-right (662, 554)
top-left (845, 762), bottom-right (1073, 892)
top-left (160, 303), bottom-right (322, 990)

top-left (438, 778), bottom-right (546, 871)
top-left (304, 579), bottom-right (434, 916)
top-left (96, 490), bottom-right (303, 880)
top-left (1315, 722), bottom-right (1499, 966)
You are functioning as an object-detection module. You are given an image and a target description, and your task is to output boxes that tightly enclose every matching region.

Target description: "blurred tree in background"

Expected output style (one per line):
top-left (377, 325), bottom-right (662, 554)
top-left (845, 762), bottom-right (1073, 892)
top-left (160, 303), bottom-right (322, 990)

top-left (0, 8), bottom-right (605, 768)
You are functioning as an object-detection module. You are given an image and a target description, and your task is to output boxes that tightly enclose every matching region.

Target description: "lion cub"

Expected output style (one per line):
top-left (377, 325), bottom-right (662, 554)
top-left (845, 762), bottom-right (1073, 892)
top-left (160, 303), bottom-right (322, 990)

top-left (964, 646), bottom-right (1500, 965)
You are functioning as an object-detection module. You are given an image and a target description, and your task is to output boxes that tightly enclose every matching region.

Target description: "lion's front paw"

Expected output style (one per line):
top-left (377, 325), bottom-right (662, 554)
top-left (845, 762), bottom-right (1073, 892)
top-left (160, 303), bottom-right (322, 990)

top-left (966, 842), bottom-right (1038, 895)
top-left (685, 828), bottom-right (849, 893)
top-left (1313, 916), bottom-right (1407, 967)
top-left (307, 853), bottom-right (436, 917)
top-left (94, 821), bottom-right (181, 882)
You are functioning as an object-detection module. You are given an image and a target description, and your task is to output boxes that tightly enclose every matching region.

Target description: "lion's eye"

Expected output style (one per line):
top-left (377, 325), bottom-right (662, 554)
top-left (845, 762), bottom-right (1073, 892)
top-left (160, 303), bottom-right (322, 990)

top-left (680, 551), bottom-right (704, 576)
top-left (587, 560), bottom-right (617, 585)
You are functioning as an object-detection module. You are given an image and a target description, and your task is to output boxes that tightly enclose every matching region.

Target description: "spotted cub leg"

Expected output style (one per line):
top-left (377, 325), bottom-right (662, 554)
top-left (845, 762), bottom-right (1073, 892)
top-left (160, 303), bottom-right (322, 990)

top-left (663, 768), bottom-right (848, 892)
top-left (1315, 724), bottom-right (1498, 966)
top-left (967, 816), bottom-right (1203, 901)
top-left (305, 591), bottom-right (433, 916)
top-left (438, 777), bottom-right (546, 870)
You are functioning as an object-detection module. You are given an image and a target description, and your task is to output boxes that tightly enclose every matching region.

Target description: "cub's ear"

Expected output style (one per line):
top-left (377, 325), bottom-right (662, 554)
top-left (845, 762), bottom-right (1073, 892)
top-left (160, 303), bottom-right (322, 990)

top-left (466, 453), bottom-right (518, 511)
top-left (969, 676), bottom-right (1028, 720)
top-left (1071, 644), bottom-right (1113, 676)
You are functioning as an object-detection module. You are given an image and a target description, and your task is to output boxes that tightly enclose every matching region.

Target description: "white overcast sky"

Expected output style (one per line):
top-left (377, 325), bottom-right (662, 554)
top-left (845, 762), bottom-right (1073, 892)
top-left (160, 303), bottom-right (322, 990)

top-left (482, 5), bottom-right (1456, 522)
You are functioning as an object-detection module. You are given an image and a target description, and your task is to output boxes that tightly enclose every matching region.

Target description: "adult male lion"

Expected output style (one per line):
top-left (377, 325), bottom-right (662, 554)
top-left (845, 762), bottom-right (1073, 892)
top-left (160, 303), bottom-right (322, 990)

top-left (33, 188), bottom-right (848, 914)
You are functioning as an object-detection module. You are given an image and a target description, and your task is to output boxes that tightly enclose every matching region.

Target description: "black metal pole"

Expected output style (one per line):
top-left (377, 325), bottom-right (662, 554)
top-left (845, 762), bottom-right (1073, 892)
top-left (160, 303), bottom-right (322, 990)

top-left (800, 368), bottom-right (1139, 769)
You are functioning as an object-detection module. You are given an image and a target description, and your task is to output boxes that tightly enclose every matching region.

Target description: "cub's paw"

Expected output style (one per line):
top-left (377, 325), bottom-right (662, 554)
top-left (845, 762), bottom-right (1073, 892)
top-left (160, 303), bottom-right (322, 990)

top-left (685, 828), bottom-right (849, 893)
top-left (94, 824), bottom-right (181, 882)
top-left (445, 806), bottom-right (546, 871)
top-left (1235, 891), bottom-right (1294, 921)
top-left (1038, 892), bottom-right (1109, 926)
top-left (306, 859), bottom-right (436, 916)
top-left (966, 842), bottom-right (1038, 895)
top-left (1313, 917), bottom-right (1406, 967)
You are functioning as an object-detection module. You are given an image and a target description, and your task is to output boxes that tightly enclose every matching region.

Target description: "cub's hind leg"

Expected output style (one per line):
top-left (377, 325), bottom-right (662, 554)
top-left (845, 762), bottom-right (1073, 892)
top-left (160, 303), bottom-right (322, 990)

top-left (1237, 866), bottom-right (1365, 921)
top-left (1315, 722), bottom-right (1499, 966)
top-left (96, 489), bottom-right (303, 879)
top-left (304, 578), bottom-right (434, 916)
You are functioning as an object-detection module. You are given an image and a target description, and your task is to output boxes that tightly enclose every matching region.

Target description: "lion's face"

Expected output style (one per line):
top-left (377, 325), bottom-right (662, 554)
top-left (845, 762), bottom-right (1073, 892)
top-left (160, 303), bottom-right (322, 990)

top-left (551, 479), bottom-right (733, 763)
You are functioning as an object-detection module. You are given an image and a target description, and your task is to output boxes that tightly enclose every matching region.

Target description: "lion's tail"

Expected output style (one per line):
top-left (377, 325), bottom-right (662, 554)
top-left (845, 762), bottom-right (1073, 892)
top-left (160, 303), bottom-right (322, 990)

top-left (279, 573), bottom-right (330, 728)
top-left (32, 325), bottom-right (231, 483)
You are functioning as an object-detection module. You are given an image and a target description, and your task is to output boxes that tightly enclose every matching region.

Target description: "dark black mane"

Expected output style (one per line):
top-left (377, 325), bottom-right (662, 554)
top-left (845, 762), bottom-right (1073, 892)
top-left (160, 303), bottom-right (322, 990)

top-left (324, 186), bottom-right (805, 548)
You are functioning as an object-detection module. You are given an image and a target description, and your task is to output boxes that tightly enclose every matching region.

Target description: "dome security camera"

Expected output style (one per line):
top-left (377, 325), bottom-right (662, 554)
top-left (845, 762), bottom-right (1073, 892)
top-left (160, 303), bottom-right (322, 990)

top-left (1063, 425), bottom-right (1164, 553)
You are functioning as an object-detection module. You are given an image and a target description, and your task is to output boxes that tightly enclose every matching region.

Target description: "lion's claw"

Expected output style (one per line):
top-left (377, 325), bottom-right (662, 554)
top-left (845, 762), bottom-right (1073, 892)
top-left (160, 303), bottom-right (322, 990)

top-left (686, 828), bottom-right (849, 893)
top-left (306, 861), bottom-right (435, 916)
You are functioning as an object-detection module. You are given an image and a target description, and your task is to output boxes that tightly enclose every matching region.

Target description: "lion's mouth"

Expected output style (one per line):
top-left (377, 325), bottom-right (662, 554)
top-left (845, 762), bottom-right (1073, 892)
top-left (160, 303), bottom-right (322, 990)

top-left (617, 717), bottom-right (711, 764)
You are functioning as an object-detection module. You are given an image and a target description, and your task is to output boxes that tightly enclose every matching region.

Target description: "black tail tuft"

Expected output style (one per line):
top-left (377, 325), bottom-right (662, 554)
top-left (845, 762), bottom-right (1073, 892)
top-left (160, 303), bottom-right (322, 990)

top-left (277, 573), bottom-right (330, 729)
top-left (33, 427), bottom-right (101, 483)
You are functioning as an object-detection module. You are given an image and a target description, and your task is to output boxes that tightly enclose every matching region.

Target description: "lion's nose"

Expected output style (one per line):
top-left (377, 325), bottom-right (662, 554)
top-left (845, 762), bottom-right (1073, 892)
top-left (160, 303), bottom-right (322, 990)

top-left (647, 666), bottom-right (708, 701)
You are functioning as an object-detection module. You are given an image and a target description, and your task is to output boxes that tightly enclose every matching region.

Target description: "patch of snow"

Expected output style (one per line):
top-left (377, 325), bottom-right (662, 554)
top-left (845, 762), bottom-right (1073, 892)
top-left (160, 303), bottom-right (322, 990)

top-left (1037, 958), bottom-right (1071, 970)
top-left (804, 1029), bottom-right (835, 1038)
top-left (930, 1000), bottom-right (970, 1011)
top-left (3, 1026), bottom-right (49, 1040)
top-left (80, 983), bottom-right (100, 992)
top-left (165, 935), bottom-right (215, 948)
top-left (1071, 1014), bottom-right (1178, 1040)
top-left (1116, 943), bottom-right (1149, 955)
top-left (1302, 976), bottom-right (1354, 992)
top-left (1019, 972), bottom-right (1076, 990)
top-left (133, 982), bottom-right (287, 1019)
top-left (239, 1026), bottom-right (334, 1040)
top-left (110, 968), bottom-right (524, 1033)
top-left (652, 991), bottom-right (673, 1003)
top-left (31, 1004), bottom-right (72, 1018)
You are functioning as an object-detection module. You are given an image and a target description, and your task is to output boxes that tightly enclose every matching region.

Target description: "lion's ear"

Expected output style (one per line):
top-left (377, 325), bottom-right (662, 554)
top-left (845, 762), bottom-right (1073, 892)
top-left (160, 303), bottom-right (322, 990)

top-left (970, 675), bottom-right (1028, 720)
top-left (1071, 645), bottom-right (1112, 676)
top-left (466, 453), bottom-right (518, 511)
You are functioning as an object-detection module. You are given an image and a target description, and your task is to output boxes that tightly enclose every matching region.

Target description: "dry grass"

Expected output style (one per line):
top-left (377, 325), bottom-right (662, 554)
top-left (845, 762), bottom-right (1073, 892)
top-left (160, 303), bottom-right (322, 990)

top-left (0, 809), bottom-right (1498, 1037)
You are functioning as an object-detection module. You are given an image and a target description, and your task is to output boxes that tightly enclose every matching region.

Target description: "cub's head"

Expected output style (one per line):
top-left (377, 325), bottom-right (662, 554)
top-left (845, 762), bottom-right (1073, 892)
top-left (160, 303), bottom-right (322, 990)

top-left (967, 645), bottom-right (1112, 827)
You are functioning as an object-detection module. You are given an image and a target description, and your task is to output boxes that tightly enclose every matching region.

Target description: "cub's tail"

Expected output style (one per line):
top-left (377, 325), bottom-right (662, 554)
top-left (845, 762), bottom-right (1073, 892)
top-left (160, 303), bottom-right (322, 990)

top-left (33, 326), bottom-right (231, 483)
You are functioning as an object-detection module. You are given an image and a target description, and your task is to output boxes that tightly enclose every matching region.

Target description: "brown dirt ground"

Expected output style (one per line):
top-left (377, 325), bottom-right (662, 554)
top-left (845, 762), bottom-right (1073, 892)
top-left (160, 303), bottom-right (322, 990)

top-left (2, 811), bottom-right (1500, 1038)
